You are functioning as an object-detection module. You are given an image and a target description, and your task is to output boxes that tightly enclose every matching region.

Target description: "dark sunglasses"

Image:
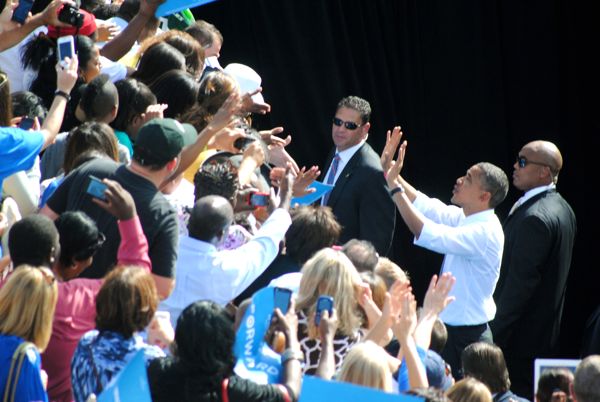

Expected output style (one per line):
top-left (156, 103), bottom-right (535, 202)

top-left (332, 117), bottom-right (361, 130)
top-left (516, 156), bottom-right (549, 169)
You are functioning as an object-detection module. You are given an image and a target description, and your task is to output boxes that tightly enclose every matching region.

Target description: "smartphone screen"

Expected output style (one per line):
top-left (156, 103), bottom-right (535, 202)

top-left (315, 295), bottom-right (334, 326)
top-left (250, 192), bottom-right (269, 207)
top-left (273, 287), bottom-right (292, 315)
top-left (18, 117), bottom-right (35, 130)
top-left (86, 176), bottom-right (107, 201)
top-left (11, 0), bottom-right (34, 24)
top-left (57, 36), bottom-right (74, 63)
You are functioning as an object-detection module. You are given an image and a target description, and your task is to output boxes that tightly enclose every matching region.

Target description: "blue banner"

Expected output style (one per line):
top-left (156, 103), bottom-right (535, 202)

top-left (299, 376), bottom-right (423, 402)
top-left (233, 286), bottom-right (283, 384)
top-left (97, 349), bottom-right (152, 402)
top-left (291, 181), bottom-right (334, 206)
top-left (156, 0), bottom-right (217, 18)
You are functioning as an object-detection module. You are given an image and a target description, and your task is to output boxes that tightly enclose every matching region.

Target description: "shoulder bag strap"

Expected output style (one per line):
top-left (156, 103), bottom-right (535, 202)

top-left (3, 342), bottom-right (35, 402)
top-left (221, 377), bottom-right (229, 402)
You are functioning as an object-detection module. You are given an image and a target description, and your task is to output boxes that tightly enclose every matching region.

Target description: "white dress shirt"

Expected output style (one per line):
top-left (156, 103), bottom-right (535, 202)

top-left (412, 192), bottom-right (504, 325)
top-left (159, 208), bottom-right (292, 327)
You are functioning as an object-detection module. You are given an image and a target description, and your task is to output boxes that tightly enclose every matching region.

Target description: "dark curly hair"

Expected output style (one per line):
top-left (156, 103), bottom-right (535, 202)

top-left (148, 301), bottom-right (236, 402)
top-left (193, 162), bottom-right (239, 204)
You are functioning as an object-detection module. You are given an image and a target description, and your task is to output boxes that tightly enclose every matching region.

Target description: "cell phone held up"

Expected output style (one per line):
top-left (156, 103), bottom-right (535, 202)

top-left (315, 295), bottom-right (334, 326)
top-left (18, 117), bottom-right (35, 130)
top-left (11, 0), bottom-right (34, 24)
top-left (86, 175), bottom-right (108, 201)
top-left (246, 191), bottom-right (269, 208)
top-left (57, 35), bottom-right (75, 68)
top-left (273, 287), bottom-right (292, 315)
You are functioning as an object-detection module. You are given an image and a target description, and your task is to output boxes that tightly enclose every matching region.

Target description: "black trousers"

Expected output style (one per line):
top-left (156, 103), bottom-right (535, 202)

top-left (442, 322), bottom-right (493, 380)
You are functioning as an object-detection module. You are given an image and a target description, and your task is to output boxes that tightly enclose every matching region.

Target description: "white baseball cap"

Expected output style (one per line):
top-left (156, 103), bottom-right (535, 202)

top-left (224, 63), bottom-right (265, 104)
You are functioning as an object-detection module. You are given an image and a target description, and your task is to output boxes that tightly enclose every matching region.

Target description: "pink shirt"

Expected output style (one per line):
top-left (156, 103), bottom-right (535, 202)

top-left (43, 217), bottom-right (151, 402)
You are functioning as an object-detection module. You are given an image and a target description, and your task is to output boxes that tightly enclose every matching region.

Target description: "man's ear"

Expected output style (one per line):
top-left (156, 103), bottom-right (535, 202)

top-left (480, 191), bottom-right (492, 205)
top-left (362, 122), bottom-right (371, 136)
top-left (166, 157), bottom-right (178, 172)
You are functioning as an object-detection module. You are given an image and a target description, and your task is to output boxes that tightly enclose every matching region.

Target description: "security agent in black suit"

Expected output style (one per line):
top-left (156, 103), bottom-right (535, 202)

top-left (321, 96), bottom-right (396, 256)
top-left (491, 140), bottom-right (576, 398)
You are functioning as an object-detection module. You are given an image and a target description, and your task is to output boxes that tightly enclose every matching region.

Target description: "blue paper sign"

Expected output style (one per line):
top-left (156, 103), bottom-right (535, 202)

top-left (97, 350), bottom-right (152, 402)
top-left (233, 287), bottom-right (283, 384)
top-left (291, 181), bottom-right (334, 206)
top-left (299, 376), bottom-right (423, 402)
top-left (156, 0), bottom-right (217, 18)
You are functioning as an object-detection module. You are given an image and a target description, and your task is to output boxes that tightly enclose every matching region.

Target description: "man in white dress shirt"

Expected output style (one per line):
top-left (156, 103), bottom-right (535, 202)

top-left (385, 136), bottom-right (509, 379)
top-left (159, 172), bottom-right (293, 328)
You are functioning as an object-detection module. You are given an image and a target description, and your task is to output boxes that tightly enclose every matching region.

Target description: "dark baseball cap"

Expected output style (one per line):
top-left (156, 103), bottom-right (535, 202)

top-left (134, 118), bottom-right (197, 166)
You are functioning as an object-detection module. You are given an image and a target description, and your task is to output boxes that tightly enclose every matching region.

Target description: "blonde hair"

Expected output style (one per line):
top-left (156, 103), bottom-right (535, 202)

top-left (338, 341), bottom-right (393, 392)
top-left (447, 378), bottom-right (493, 402)
top-left (296, 248), bottom-right (362, 337)
top-left (0, 266), bottom-right (58, 351)
top-left (374, 257), bottom-right (409, 290)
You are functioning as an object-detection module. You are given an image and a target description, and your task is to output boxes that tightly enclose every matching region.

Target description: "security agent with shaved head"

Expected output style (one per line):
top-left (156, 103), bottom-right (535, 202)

top-left (40, 118), bottom-right (198, 300)
top-left (385, 132), bottom-right (509, 379)
top-left (573, 355), bottom-right (600, 402)
top-left (321, 96), bottom-right (396, 256)
top-left (159, 171), bottom-right (294, 328)
top-left (491, 140), bottom-right (576, 397)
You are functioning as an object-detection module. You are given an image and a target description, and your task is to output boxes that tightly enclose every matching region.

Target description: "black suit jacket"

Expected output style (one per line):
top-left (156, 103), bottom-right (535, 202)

top-left (491, 189), bottom-right (576, 358)
top-left (322, 142), bottom-right (396, 256)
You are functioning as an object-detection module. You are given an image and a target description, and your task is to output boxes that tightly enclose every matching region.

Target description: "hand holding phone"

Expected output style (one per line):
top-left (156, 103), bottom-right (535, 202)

top-left (274, 287), bottom-right (292, 315)
top-left (11, 0), bottom-right (34, 24)
top-left (247, 191), bottom-right (269, 208)
top-left (57, 35), bottom-right (75, 68)
top-left (315, 295), bottom-right (334, 326)
top-left (18, 117), bottom-right (35, 130)
top-left (86, 175), bottom-right (108, 201)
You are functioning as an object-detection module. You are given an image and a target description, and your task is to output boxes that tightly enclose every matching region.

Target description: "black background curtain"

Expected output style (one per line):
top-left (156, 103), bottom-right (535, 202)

top-left (195, 0), bottom-right (597, 357)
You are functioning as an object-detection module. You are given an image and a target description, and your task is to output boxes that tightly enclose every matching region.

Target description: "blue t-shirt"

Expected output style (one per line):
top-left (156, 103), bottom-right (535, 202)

top-left (0, 127), bottom-right (44, 189)
top-left (0, 334), bottom-right (48, 402)
top-left (113, 130), bottom-right (133, 157)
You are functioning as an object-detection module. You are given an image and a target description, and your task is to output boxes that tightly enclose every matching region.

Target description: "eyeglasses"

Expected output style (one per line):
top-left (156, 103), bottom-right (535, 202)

top-left (332, 117), bottom-right (361, 130)
top-left (516, 156), bottom-right (550, 169)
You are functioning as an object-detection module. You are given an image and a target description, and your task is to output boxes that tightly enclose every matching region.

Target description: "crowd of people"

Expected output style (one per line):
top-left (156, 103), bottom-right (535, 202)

top-left (0, 0), bottom-right (588, 401)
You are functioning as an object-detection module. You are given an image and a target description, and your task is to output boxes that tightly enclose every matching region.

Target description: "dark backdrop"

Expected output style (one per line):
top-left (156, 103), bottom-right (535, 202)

top-left (194, 0), bottom-right (597, 357)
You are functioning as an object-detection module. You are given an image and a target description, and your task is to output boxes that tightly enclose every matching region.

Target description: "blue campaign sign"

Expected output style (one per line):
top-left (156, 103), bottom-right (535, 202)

top-left (299, 376), bottom-right (424, 402)
top-left (233, 287), bottom-right (283, 384)
top-left (156, 0), bottom-right (217, 17)
top-left (291, 181), bottom-right (334, 206)
top-left (97, 350), bottom-right (152, 402)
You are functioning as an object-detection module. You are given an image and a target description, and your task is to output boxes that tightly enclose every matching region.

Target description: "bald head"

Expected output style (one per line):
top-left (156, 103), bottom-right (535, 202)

top-left (188, 195), bottom-right (234, 242)
top-left (524, 141), bottom-right (563, 179)
top-left (574, 355), bottom-right (600, 402)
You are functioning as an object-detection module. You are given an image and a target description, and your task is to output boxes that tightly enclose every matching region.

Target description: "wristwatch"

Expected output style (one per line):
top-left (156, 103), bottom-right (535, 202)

top-left (281, 348), bottom-right (304, 364)
top-left (389, 185), bottom-right (405, 196)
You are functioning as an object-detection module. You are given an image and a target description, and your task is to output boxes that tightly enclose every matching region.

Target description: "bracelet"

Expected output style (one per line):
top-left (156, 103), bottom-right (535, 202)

top-left (280, 348), bottom-right (303, 364)
top-left (54, 90), bottom-right (71, 101)
top-left (389, 185), bottom-right (404, 197)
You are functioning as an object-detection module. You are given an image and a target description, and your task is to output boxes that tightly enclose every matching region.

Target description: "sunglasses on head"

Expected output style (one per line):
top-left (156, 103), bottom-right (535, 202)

top-left (516, 156), bottom-right (549, 169)
top-left (332, 117), bottom-right (361, 130)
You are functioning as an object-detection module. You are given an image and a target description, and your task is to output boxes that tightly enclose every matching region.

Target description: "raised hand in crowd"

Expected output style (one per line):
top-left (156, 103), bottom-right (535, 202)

top-left (393, 292), bottom-right (429, 389)
top-left (414, 273), bottom-right (456, 350)
top-left (238, 140), bottom-right (266, 186)
top-left (39, 56), bottom-right (79, 150)
top-left (241, 87), bottom-right (271, 115)
top-left (315, 308), bottom-right (338, 380)
top-left (91, 179), bottom-right (137, 221)
top-left (270, 165), bottom-right (320, 197)
top-left (141, 104), bottom-right (168, 125)
top-left (260, 127), bottom-right (290, 147)
top-left (268, 166), bottom-right (293, 213)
